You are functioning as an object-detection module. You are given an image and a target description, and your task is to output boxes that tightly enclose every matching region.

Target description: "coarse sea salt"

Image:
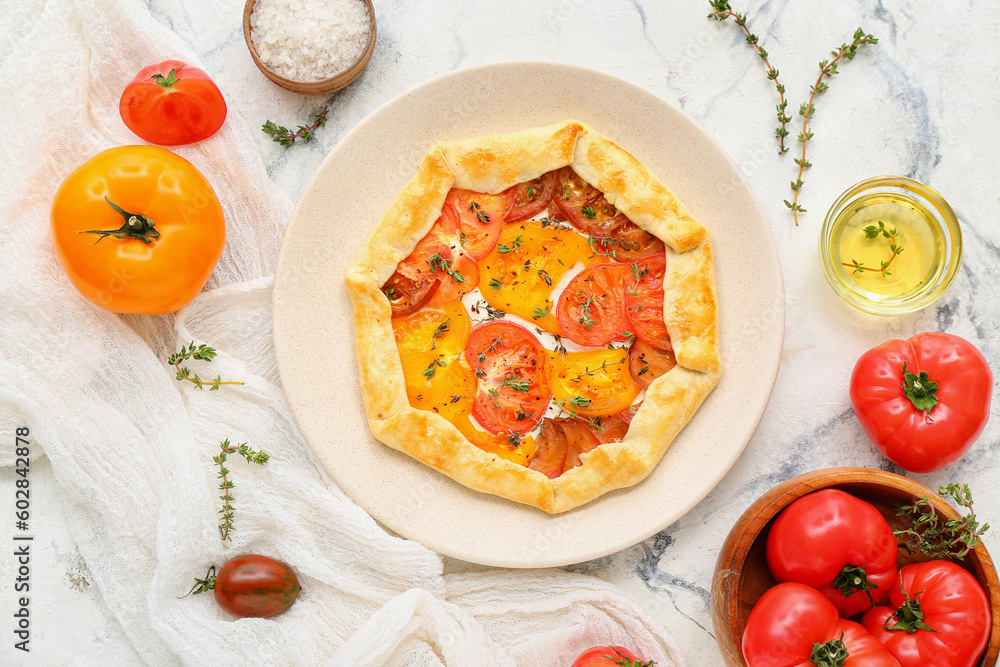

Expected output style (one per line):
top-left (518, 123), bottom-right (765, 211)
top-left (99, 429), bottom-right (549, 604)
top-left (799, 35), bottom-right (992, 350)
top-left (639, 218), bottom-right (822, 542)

top-left (250, 0), bottom-right (371, 83)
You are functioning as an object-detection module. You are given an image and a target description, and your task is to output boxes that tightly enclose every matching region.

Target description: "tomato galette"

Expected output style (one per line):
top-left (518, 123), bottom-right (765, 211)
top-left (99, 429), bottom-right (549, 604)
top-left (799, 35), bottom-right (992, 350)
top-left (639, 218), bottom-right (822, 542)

top-left (346, 120), bottom-right (719, 513)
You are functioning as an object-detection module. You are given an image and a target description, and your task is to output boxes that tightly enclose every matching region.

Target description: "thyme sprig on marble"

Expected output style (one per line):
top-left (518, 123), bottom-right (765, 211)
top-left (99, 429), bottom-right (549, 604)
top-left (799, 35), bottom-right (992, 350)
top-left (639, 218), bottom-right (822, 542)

top-left (708, 0), bottom-right (790, 153)
top-left (262, 109), bottom-right (329, 147)
top-left (214, 439), bottom-right (270, 542)
top-left (708, 3), bottom-right (878, 225)
top-left (786, 28), bottom-right (879, 224)
top-left (894, 483), bottom-right (989, 561)
top-left (168, 342), bottom-right (244, 391)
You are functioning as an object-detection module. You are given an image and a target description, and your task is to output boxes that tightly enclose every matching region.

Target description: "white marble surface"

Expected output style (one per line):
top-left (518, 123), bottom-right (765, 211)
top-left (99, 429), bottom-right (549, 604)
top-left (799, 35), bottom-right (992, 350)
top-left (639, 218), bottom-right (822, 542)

top-left (13, 0), bottom-right (1000, 664)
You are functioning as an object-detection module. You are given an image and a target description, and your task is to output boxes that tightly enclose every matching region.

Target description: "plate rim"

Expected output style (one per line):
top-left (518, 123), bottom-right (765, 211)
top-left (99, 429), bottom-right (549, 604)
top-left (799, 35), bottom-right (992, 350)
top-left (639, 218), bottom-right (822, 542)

top-left (273, 60), bottom-right (785, 567)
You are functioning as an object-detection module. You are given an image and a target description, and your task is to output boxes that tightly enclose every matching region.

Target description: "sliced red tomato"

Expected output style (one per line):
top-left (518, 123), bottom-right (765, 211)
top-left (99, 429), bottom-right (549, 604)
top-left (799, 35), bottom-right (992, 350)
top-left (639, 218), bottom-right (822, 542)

top-left (552, 167), bottom-right (623, 235)
top-left (445, 188), bottom-right (512, 259)
top-left (479, 219), bottom-right (599, 333)
top-left (465, 321), bottom-right (551, 435)
top-left (426, 251), bottom-right (478, 305)
top-left (552, 167), bottom-right (663, 262)
top-left (385, 203), bottom-right (473, 310)
top-left (607, 219), bottom-right (665, 261)
top-left (560, 419), bottom-right (601, 472)
top-left (628, 338), bottom-right (677, 390)
top-left (546, 349), bottom-right (641, 417)
top-left (587, 406), bottom-right (636, 443)
top-left (414, 204), bottom-right (478, 306)
top-left (382, 262), bottom-right (438, 317)
top-left (505, 171), bottom-right (557, 223)
top-left (625, 254), bottom-right (671, 349)
top-left (528, 419), bottom-right (568, 478)
top-left (556, 263), bottom-right (631, 346)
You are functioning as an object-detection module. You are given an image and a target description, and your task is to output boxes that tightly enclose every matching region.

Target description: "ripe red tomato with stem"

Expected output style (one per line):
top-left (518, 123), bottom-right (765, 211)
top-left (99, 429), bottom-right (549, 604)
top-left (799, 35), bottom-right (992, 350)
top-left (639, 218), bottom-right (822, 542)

top-left (187, 554), bottom-right (301, 619)
top-left (464, 321), bottom-right (551, 436)
top-left (571, 645), bottom-right (654, 667)
top-left (850, 332), bottom-right (992, 472)
top-left (766, 489), bottom-right (898, 617)
top-left (743, 582), bottom-right (900, 667)
top-left (119, 60), bottom-right (227, 145)
top-left (862, 561), bottom-right (990, 667)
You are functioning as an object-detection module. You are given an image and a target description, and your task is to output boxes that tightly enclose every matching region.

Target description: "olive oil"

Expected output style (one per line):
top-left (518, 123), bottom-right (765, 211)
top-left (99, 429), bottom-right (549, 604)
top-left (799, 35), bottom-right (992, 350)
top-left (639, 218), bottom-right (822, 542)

top-left (820, 176), bottom-right (961, 315)
top-left (832, 194), bottom-right (943, 298)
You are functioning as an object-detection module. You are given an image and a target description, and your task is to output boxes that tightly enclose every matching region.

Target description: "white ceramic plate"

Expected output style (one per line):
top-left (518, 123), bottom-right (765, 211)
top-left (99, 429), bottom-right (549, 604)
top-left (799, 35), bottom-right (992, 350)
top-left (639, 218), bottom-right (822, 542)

top-left (273, 62), bottom-right (784, 568)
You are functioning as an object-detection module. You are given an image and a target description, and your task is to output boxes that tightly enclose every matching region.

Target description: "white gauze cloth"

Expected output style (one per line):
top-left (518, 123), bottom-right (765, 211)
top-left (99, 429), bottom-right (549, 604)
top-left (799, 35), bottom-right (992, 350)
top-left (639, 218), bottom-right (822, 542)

top-left (0, 0), bottom-right (686, 664)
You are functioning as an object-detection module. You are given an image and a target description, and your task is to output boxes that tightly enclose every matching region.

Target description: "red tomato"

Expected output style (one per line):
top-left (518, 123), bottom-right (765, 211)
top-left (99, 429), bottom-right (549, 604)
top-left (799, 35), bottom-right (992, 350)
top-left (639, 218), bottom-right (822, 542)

top-left (505, 171), bottom-right (557, 222)
top-left (382, 265), bottom-right (437, 316)
top-left (559, 418), bottom-right (601, 472)
top-left (422, 203), bottom-right (479, 305)
top-left (212, 555), bottom-right (300, 619)
top-left (588, 406), bottom-right (636, 444)
top-left (604, 219), bottom-right (665, 262)
top-left (628, 338), bottom-right (676, 390)
top-left (552, 167), bottom-right (662, 261)
top-left (426, 252), bottom-right (478, 305)
top-left (766, 489), bottom-right (898, 617)
top-left (625, 254), bottom-right (671, 349)
top-left (465, 322), bottom-right (551, 435)
top-left (445, 188), bottom-right (512, 259)
top-left (743, 582), bottom-right (900, 667)
top-left (850, 333), bottom-right (992, 472)
top-left (571, 646), bottom-right (653, 667)
top-left (528, 419), bottom-right (568, 478)
top-left (383, 204), bottom-right (477, 311)
top-left (119, 60), bottom-right (227, 145)
top-left (556, 263), bottom-right (631, 346)
top-left (838, 620), bottom-right (903, 667)
top-left (552, 167), bottom-right (618, 234)
top-left (862, 561), bottom-right (991, 667)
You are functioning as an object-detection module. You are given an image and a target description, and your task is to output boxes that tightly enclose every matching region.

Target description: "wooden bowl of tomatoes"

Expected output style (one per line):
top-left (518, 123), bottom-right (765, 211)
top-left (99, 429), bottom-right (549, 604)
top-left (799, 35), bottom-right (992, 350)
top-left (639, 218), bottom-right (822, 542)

top-left (711, 467), bottom-right (1000, 667)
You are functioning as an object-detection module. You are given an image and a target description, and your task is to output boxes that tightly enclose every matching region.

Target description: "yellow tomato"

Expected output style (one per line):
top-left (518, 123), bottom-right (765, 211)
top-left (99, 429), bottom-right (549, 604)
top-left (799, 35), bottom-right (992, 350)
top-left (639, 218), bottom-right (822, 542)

top-left (545, 348), bottom-right (641, 417)
top-left (393, 302), bottom-right (475, 423)
top-left (478, 220), bottom-right (599, 333)
top-left (453, 416), bottom-right (536, 466)
top-left (51, 145), bottom-right (225, 314)
top-left (393, 302), bottom-right (538, 465)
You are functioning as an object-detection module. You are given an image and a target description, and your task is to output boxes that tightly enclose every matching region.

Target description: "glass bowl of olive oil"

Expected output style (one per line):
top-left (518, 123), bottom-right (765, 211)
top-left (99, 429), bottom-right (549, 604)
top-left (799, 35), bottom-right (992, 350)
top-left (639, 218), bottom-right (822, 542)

top-left (820, 176), bottom-right (962, 315)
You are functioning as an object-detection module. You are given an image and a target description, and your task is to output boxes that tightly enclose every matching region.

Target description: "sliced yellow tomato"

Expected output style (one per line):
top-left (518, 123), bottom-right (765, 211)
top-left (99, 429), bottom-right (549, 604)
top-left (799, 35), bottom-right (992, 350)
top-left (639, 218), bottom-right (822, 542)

top-left (453, 416), bottom-right (536, 466)
top-left (478, 219), bottom-right (600, 334)
top-left (545, 348), bottom-right (642, 418)
top-left (393, 301), bottom-right (475, 423)
top-left (393, 302), bottom-right (535, 465)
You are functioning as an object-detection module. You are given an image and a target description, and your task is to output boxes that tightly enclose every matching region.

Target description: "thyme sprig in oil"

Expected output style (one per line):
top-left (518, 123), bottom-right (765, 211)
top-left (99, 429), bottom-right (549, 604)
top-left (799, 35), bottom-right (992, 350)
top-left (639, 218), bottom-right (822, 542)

top-left (843, 221), bottom-right (904, 277)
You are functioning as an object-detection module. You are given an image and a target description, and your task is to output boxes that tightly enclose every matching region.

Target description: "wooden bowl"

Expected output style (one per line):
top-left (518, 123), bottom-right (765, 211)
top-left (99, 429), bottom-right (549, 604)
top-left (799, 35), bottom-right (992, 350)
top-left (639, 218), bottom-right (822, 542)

top-left (242, 0), bottom-right (376, 95)
top-left (711, 467), bottom-right (1000, 666)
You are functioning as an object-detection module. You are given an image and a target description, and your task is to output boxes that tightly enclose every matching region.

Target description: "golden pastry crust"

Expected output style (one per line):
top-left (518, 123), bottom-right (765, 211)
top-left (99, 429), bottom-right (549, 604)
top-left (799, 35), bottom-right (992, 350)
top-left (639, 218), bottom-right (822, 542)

top-left (346, 120), bottom-right (720, 514)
